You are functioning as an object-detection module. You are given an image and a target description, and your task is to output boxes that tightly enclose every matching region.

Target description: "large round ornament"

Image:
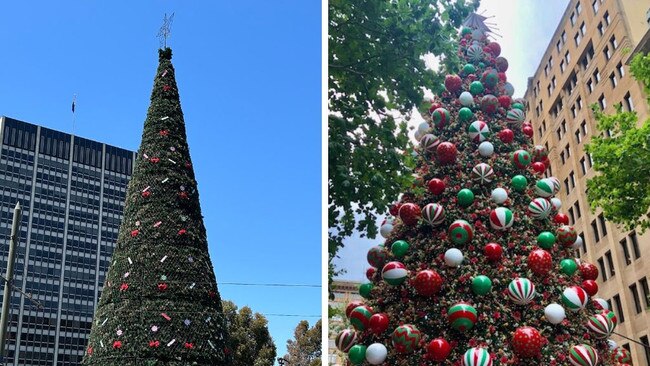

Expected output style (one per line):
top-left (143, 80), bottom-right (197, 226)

top-left (471, 275), bottom-right (492, 295)
top-left (359, 283), bottom-right (373, 298)
top-left (369, 313), bottom-right (390, 335)
top-left (367, 246), bottom-right (387, 268)
top-left (491, 188), bottom-right (508, 204)
top-left (507, 278), bottom-right (536, 305)
top-left (437, 142), bottom-right (458, 164)
top-left (391, 324), bottom-right (421, 353)
top-left (468, 120), bottom-right (490, 142)
top-left (380, 220), bottom-right (393, 238)
top-left (365, 343), bottom-right (388, 365)
top-left (489, 207), bottom-right (514, 230)
top-left (506, 108), bottom-right (525, 126)
top-left (480, 94), bottom-right (498, 114)
top-left (444, 248), bottom-right (464, 267)
top-left (560, 258), bottom-right (578, 276)
top-left (528, 249), bottom-right (552, 276)
top-left (350, 305), bottom-right (373, 330)
top-left (428, 178), bottom-right (446, 195)
top-left (554, 213), bottom-right (570, 225)
top-left (615, 346), bottom-right (632, 363)
top-left (445, 74), bottom-right (463, 93)
top-left (336, 329), bottom-right (358, 352)
top-left (466, 44), bottom-right (483, 62)
top-left (495, 56), bottom-right (509, 72)
top-left (568, 344), bottom-right (599, 366)
top-left (547, 176), bottom-right (561, 193)
top-left (570, 235), bottom-right (584, 249)
top-left (528, 198), bottom-right (552, 219)
top-left (478, 141), bottom-right (494, 157)
top-left (417, 121), bottom-right (431, 134)
top-left (512, 150), bottom-right (532, 169)
top-left (582, 280), bottom-right (599, 296)
top-left (365, 267), bottom-right (376, 281)
top-left (504, 82), bottom-right (515, 96)
top-left (511, 175), bottom-right (528, 192)
top-left (586, 312), bottom-right (615, 338)
top-left (537, 231), bottom-right (556, 249)
top-left (449, 220), bottom-right (474, 245)
top-left (348, 344), bottom-right (367, 365)
top-left (484, 243), bottom-right (503, 261)
top-left (512, 326), bottom-right (544, 358)
top-left (382, 261), bottom-right (407, 286)
top-left (535, 179), bottom-right (555, 198)
top-left (420, 133), bottom-right (440, 152)
top-left (447, 303), bottom-right (478, 331)
top-left (556, 225), bottom-right (577, 247)
top-left (390, 240), bottom-right (409, 258)
top-left (487, 41), bottom-right (501, 56)
top-left (345, 301), bottom-right (365, 318)
top-left (532, 161), bottom-right (546, 174)
top-left (592, 298), bottom-right (609, 311)
top-left (472, 163), bottom-right (494, 184)
top-left (551, 197), bottom-right (562, 211)
top-left (461, 347), bottom-right (492, 366)
top-left (459, 91), bottom-right (474, 106)
top-left (427, 338), bottom-right (451, 362)
top-left (544, 303), bottom-right (566, 324)
top-left (414, 269), bottom-right (443, 296)
top-left (498, 95), bottom-right (511, 108)
top-left (457, 188), bottom-right (475, 207)
top-left (602, 309), bottom-right (617, 326)
top-left (458, 107), bottom-right (474, 122)
top-left (532, 145), bottom-right (548, 162)
top-left (562, 286), bottom-right (589, 312)
top-left (462, 63), bottom-right (476, 75)
top-left (399, 203), bottom-right (421, 226)
top-left (469, 81), bottom-right (484, 95)
top-left (422, 203), bottom-right (445, 226)
top-left (579, 262), bottom-right (599, 281)
top-left (482, 71), bottom-right (499, 88)
top-left (499, 128), bottom-right (514, 143)
top-left (431, 108), bottom-right (451, 129)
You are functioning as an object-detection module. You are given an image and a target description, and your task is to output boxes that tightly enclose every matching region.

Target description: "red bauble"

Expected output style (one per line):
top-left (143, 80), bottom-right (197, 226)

top-left (414, 269), bottom-right (443, 296)
top-left (444, 75), bottom-right (463, 93)
top-left (369, 313), bottom-right (390, 335)
top-left (428, 102), bottom-right (442, 114)
top-left (579, 262), bottom-right (599, 281)
top-left (531, 162), bottom-right (546, 174)
top-left (427, 178), bottom-right (446, 195)
top-left (499, 129), bottom-right (514, 143)
top-left (427, 338), bottom-right (452, 361)
top-left (511, 326), bottom-right (544, 358)
top-left (484, 243), bottom-right (503, 261)
top-left (366, 267), bottom-right (376, 281)
top-left (389, 202), bottom-right (402, 216)
top-left (498, 95), bottom-right (511, 109)
top-left (399, 203), bottom-right (421, 226)
top-left (528, 249), bottom-right (552, 276)
top-left (495, 57), bottom-right (509, 72)
top-left (498, 72), bottom-right (507, 83)
top-left (345, 301), bottom-right (365, 318)
top-left (554, 213), bottom-right (570, 225)
top-left (522, 125), bottom-right (534, 138)
top-left (582, 280), bottom-right (599, 296)
top-left (487, 41), bottom-right (501, 57)
top-left (436, 142), bottom-right (457, 164)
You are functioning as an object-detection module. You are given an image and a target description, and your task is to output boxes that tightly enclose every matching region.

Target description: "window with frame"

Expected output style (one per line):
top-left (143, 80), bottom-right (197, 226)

top-left (642, 336), bottom-right (650, 364)
top-left (597, 22), bottom-right (604, 36)
top-left (544, 65), bottom-right (549, 77)
top-left (562, 31), bottom-right (567, 44)
top-left (580, 22), bottom-right (586, 36)
top-left (560, 60), bottom-right (566, 73)
top-left (605, 250), bottom-right (615, 276)
top-left (581, 120), bottom-right (587, 135)
top-left (604, 46), bottom-right (611, 60)
top-left (610, 35), bottom-right (618, 50)
top-left (598, 257), bottom-right (606, 280)
top-left (564, 178), bottom-right (570, 194)
top-left (630, 231), bottom-right (641, 259)
top-left (556, 128), bottom-right (562, 141)
top-left (570, 12), bottom-right (577, 26)
top-left (604, 10), bottom-right (610, 25)
top-left (598, 213), bottom-right (607, 237)
top-left (630, 283), bottom-right (642, 313)
top-left (571, 105), bottom-right (577, 118)
top-left (575, 130), bottom-right (582, 143)
top-left (624, 92), bottom-right (634, 111)
top-left (592, 219), bottom-right (600, 242)
top-left (575, 32), bottom-right (582, 46)
top-left (574, 201), bottom-right (581, 218)
top-left (598, 94), bottom-right (606, 110)
top-left (549, 56), bottom-right (554, 68)
top-left (560, 151), bottom-right (566, 164)
top-left (613, 294), bottom-right (625, 322)
top-left (640, 277), bottom-right (650, 308)
top-left (610, 72), bottom-right (617, 88)
top-left (569, 171), bottom-right (575, 189)
top-left (562, 120), bottom-right (567, 134)
top-left (617, 62), bottom-right (625, 77)
top-left (593, 68), bottom-right (601, 82)
top-left (587, 152), bottom-right (593, 167)
top-left (587, 79), bottom-right (594, 93)
top-left (576, 1), bottom-right (582, 14)
top-left (620, 238), bottom-right (632, 265)
top-left (548, 84), bottom-right (552, 97)
top-left (556, 40), bottom-right (562, 53)
top-left (580, 157), bottom-right (587, 174)
top-left (592, 0), bottom-right (599, 13)
top-left (568, 207), bottom-right (575, 224)
top-left (565, 50), bottom-right (570, 64)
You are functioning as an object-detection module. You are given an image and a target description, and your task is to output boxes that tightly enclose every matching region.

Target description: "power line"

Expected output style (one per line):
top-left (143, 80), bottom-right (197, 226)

top-left (263, 313), bottom-right (321, 318)
top-left (220, 282), bottom-right (320, 288)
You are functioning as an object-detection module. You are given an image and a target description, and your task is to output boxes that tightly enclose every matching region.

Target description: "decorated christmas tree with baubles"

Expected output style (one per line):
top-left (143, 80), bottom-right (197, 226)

top-left (82, 47), bottom-right (231, 365)
top-left (334, 14), bottom-right (628, 366)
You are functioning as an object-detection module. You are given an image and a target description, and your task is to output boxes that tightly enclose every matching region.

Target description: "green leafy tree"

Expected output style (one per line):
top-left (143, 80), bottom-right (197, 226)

top-left (584, 52), bottom-right (650, 232)
top-left (285, 319), bottom-right (322, 366)
top-left (222, 300), bottom-right (276, 366)
top-left (328, 0), bottom-right (479, 282)
top-left (83, 48), bottom-right (230, 365)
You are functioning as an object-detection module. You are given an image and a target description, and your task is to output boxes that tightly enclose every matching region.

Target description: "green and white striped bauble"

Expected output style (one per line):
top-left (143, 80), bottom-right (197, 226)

top-left (528, 198), bottom-right (552, 219)
top-left (472, 163), bottom-right (494, 184)
top-left (535, 179), bottom-right (555, 198)
top-left (506, 108), bottom-right (525, 126)
top-left (586, 312), bottom-right (615, 338)
top-left (568, 344), bottom-right (599, 366)
top-left (461, 347), bottom-right (492, 366)
top-left (468, 120), bottom-right (490, 143)
top-left (420, 133), bottom-right (440, 152)
top-left (381, 261), bottom-right (408, 286)
top-left (466, 44), bottom-right (483, 62)
top-left (507, 278), bottom-right (536, 305)
top-left (489, 207), bottom-right (514, 230)
top-left (562, 286), bottom-right (589, 311)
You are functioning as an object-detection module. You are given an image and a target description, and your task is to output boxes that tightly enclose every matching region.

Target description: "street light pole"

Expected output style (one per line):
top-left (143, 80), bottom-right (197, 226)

top-left (0, 202), bottom-right (22, 359)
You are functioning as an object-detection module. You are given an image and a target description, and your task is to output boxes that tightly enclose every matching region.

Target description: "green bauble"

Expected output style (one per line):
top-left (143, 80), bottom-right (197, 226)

top-left (391, 240), bottom-right (409, 258)
top-left (469, 81), bottom-right (484, 95)
top-left (478, 62), bottom-right (486, 69)
top-left (511, 175), bottom-right (528, 192)
top-left (463, 63), bottom-right (476, 75)
top-left (537, 231), bottom-right (556, 249)
top-left (560, 259), bottom-right (578, 276)
top-left (471, 275), bottom-right (492, 295)
top-left (457, 189), bottom-right (475, 207)
top-left (359, 283), bottom-right (374, 299)
top-left (512, 102), bottom-right (525, 111)
top-left (348, 344), bottom-right (367, 365)
top-left (458, 107), bottom-right (474, 122)
top-left (461, 27), bottom-right (472, 36)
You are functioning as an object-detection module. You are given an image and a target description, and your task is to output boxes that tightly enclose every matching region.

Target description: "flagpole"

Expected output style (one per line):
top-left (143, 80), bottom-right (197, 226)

top-left (71, 94), bottom-right (77, 135)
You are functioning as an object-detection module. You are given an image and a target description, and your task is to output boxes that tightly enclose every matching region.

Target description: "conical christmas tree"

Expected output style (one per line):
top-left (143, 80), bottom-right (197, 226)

top-left (83, 48), bottom-right (231, 365)
top-left (336, 15), bottom-right (620, 366)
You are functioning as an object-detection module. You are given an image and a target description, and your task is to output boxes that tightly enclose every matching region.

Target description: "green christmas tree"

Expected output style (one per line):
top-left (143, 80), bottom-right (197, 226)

top-left (335, 14), bottom-right (624, 366)
top-left (83, 48), bottom-right (231, 365)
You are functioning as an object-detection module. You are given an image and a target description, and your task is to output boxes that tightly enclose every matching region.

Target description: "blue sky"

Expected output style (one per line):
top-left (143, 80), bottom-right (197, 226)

top-left (0, 1), bottom-right (321, 363)
top-left (334, 0), bottom-right (569, 282)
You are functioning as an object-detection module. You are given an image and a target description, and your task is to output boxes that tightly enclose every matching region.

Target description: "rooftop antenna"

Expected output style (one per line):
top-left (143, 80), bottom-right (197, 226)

top-left (157, 12), bottom-right (175, 49)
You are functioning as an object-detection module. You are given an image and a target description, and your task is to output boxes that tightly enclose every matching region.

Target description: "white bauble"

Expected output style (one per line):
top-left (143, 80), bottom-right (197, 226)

top-left (550, 197), bottom-right (562, 211)
top-left (418, 121), bottom-right (431, 134)
top-left (608, 340), bottom-right (617, 350)
top-left (365, 343), bottom-right (388, 365)
top-left (504, 82), bottom-right (515, 97)
top-left (459, 91), bottom-right (474, 106)
top-left (444, 248), bottom-right (464, 267)
top-left (491, 188), bottom-right (508, 204)
top-left (380, 223), bottom-right (393, 238)
top-left (570, 235), bottom-right (583, 249)
top-left (544, 303), bottom-right (566, 324)
top-left (593, 298), bottom-right (609, 310)
top-left (414, 129), bottom-right (424, 142)
top-left (478, 141), bottom-right (494, 157)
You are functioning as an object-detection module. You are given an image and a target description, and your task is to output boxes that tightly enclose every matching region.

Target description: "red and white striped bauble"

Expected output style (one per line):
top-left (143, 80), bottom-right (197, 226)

top-left (422, 203), bottom-right (445, 226)
top-left (586, 312), bottom-right (615, 338)
top-left (461, 347), bottom-right (492, 366)
top-left (420, 133), bottom-right (440, 152)
top-left (562, 286), bottom-right (589, 312)
top-left (472, 163), bottom-right (494, 184)
top-left (528, 198), bottom-right (552, 219)
top-left (507, 278), bottom-right (536, 305)
top-left (568, 344), bottom-right (599, 366)
top-left (468, 120), bottom-right (490, 143)
top-left (489, 207), bottom-right (514, 230)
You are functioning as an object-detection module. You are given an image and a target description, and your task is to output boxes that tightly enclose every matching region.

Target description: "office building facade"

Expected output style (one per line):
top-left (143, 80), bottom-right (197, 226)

top-left (327, 280), bottom-right (362, 366)
top-left (524, 1), bottom-right (650, 364)
top-left (0, 116), bottom-right (135, 365)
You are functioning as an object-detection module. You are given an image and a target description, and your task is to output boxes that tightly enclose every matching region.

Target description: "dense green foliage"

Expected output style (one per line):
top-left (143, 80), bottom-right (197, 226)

top-left (585, 52), bottom-right (650, 232)
top-left (222, 301), bottom-right (276, 366)
top-left (83, 48), bottom-right (230, 365)
top-left (285, 319), bottom-right (322, 366)
top-left (328, 0), bottom-right (478, 278)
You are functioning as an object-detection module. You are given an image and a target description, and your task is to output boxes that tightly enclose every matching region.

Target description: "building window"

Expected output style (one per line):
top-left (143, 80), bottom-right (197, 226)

top-left (562, 31), bottom-right (568, 44)
top-left (564, 178), bottom-right (570, 194)
top-left (575, 130), bottom-right (582, 143)
top-left (630, 283), bottom-right (642, 313)
top-left (547, 85), bottom-right (552, 97)
top-left (592, 220), bottom-right (600, 242)
top-left (630, 231), bottom-right (641, 259)
top-left (577, 97), bottom-right (583, 110)
top-left (620, 238), bottom-right (632, 265)
top-left (598, 257), bottom-right (607, 280)
top-left (575, 32), bottom-right (582, 46)
top-left (569, 171), bottom-right (575, 188)
top-left (538, 127), bottom-right (543, 139)
top-left (610, 35), bottom-right (618, 50)
top-left (617, 62), bottom-right (625, 77)
top-left (580, 157), bottom-right (587, 174)
top-left (560, 60), bottom-right (566, 73)
top-left (609, 72), bottom-right (617, 88)
top-left (570, 12), bottom-right (577, 26)
top-left (587, 79), bottom-right (594, 93)
top-left (640, 278), bottom-right (650, 308)
top-left (598, 213), bottom-right (607, 237)
top-left (641, 336), bottom-right (650, 364)
top-left (592, 0), bottom-right (599, 13)
top-left (556, 40), bottom-right (562, 53)
top-left (604, 10), bottom-right (611, 26)
top-left (544, 65), bottom-right (549, 77)
top-left (587, 152), bottom-right (593, 167)
top-left (598, 94), bottom-right (606, 110)
top-left (560, 151), bottom-right (566, 164)
top-left (576, 1), bottom-right (582, 15)
top-left (613, 294), bottom-right (625, 323)
top-left (579, 232), bottom-right (586, 253)
top-left (549, 56), bottom-right (554, 68)
top-left (565, 144), bottom-right (571, 157)
top-left (605, 250), bottom-right (615, 277)
top-left (624, 92), bottom-right (634, 111)
top-left (604, 46), bottom-right (611, 60)
top-left (574, 201), bottom-right (581, 218)
top-left (580, 22), bottom-right (586, 36)
top-left (571, 105), bottom-right (577, 118)
top-left (562, 120), bottom-right (567, 134)
top-left (597, 22), bottom-right (604, 36)
top-left (593, 68), bottom-right (601, 82)
top-left (565, 50), bottom-right (570, 64)
top-left (568, 207), bottom-right (575, 224)
top-left (581, 120), bottom-right (587, 135)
